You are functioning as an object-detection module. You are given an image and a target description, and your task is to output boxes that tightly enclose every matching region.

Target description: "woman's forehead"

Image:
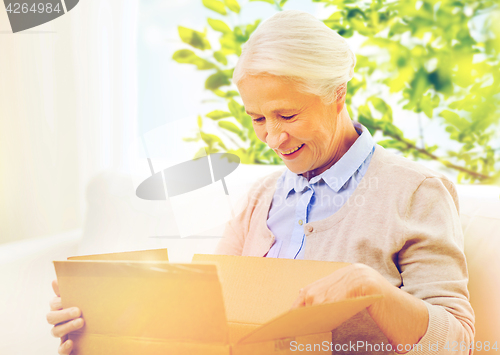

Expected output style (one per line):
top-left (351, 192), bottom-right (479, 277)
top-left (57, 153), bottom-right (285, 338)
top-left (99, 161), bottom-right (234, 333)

top-left (238, 76), bottom-right (317, 114)
top-left (238, 73), bottom-right (290, 88)
top-left (239, 75), bottom-right (308, 100)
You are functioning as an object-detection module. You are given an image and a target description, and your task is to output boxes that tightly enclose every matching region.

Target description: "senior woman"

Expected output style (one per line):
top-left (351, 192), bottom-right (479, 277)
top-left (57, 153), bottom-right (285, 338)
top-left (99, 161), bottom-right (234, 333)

top-left (215, 10), bottom-right (474, 354)
top-left (47, 10), bottom-right (474, 355)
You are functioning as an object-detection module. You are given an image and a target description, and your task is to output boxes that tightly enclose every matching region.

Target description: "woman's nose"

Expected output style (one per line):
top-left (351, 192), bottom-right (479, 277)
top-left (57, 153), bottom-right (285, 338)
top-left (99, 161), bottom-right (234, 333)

top-left (266, 128), bottom-right (288, 150)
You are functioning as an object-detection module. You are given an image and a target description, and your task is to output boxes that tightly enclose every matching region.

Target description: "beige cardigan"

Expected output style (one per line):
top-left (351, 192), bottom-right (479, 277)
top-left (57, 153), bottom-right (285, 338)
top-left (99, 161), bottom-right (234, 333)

top-left (215, 144), bottom-right (474, 355)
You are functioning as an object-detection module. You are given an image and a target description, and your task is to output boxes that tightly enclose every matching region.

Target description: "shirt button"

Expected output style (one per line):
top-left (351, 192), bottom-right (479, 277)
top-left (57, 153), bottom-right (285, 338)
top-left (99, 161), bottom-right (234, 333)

top-left (298, 220), bottom-right (303, 225)
top-left (307, 226), bottom-right (313, 233)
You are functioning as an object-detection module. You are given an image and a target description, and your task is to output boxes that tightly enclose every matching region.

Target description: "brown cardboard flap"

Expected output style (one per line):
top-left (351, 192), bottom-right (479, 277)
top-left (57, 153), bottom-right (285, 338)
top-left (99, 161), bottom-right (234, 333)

top-left (237, 295), bottom-right (382, 344)
top-left (69, 332), bottom-right (230, 355)
top-left (68, 248), bottom-right (169, 261)
top-left (192, 254), bottom-right (349, 325)
top-left (228, 322), bottom-right (260, 344)
top-left (54, 260), bottom-right (228, 344)
top-left (232, 332), bottom-right (332, 355)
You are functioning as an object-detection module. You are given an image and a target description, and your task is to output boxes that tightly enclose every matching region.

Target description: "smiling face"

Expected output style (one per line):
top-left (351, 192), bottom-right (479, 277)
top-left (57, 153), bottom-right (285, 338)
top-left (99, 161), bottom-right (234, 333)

top-left (237, 74), bottom-right (358, 179)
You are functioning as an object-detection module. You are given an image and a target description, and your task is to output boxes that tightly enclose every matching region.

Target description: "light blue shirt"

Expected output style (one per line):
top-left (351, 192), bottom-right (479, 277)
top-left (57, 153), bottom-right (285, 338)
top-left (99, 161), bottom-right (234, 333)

top-left (265, 122), bottom-right (376, 259)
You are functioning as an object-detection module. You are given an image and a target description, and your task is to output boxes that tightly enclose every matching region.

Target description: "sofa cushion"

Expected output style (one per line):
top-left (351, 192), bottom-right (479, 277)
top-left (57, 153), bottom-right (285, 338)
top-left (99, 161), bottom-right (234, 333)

top-left (460, 195), bottom-right (500, 351)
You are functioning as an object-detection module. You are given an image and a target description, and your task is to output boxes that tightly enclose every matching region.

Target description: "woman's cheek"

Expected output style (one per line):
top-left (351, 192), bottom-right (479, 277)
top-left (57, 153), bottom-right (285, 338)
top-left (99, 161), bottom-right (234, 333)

top-left (252, 124), bottom-right (267, 143)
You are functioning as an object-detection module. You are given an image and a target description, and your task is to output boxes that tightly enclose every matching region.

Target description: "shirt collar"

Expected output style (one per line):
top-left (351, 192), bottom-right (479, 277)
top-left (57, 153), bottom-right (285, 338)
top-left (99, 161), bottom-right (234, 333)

top-left (280, 122), bottom-right (375, 197)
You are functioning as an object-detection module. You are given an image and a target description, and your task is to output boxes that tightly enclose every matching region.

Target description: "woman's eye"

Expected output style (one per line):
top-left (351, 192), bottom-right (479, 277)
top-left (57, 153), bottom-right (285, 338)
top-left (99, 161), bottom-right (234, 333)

top-left (281, 115), bottom-right (296, 120)
top-left (253, 117), bottom-right (265, 123)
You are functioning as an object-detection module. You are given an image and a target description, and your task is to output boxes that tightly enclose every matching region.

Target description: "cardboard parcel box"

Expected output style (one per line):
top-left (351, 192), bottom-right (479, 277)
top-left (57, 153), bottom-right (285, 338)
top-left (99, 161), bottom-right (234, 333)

top-left (54, 249), bottom-right (382, 355)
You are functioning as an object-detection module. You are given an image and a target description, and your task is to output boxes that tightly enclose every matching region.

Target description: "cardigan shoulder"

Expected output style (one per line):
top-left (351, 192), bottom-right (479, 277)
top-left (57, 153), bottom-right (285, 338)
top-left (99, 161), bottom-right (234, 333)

top-left (373, 145), bottom-right (459, 212)
top-left (375, 145), bottom-right (450, 182)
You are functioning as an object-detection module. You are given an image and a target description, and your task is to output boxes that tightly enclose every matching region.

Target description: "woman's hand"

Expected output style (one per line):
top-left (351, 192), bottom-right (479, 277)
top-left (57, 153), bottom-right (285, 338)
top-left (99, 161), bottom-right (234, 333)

top-left (291, 263), bottom-right (384, 308)
top-left (290, 263), bottom-right (428, 353)
top-left (46, 280), bottom-right (84, 355)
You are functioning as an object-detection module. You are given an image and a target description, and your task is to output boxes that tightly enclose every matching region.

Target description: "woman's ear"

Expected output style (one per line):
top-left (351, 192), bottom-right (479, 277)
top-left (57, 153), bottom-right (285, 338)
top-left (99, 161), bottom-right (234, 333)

top-left (334, 83), bottom-right (347, 115)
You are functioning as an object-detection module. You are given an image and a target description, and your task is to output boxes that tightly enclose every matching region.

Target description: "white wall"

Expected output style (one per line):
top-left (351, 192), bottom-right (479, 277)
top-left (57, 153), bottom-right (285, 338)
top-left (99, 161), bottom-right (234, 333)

top-left (0, 0), bottom-right (138, 244)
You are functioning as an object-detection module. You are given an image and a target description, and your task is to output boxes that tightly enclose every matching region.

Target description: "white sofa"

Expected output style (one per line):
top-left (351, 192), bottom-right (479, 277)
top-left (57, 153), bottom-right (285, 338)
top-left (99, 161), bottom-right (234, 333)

top-left (1, 166), bottom-right (499, 355)
top-left (459, 189), bottom-right (500, 352)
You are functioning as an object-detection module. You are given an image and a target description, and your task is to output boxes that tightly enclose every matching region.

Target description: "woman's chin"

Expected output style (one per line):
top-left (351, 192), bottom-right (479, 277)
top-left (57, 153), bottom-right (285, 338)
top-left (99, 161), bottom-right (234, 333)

top-left (282, 161), bottom-right (309, 176)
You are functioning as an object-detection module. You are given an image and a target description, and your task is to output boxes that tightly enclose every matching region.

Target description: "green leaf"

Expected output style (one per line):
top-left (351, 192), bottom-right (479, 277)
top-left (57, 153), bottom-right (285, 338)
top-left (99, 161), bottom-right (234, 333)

top-left (419, 93), bottom-right (440, 118)
top-left (245, 20), bottom-right (261, 37)
top-left (241, 113), bottom-right (253, 130)
top-left (403, 68), bottom-right (430, 110)
top-left (225, 90), bottom-right (240, 97)
top-left (177, 26), bottom-right (211, 50)
top-left (377, 139), bottom-right (408, 150)
top-left (197, 115), bottom-right (203, 128)
top-left (218, 120), bottom-right (243, 136)
top-left (224, 0), bottom-right (240, 13)
top-left (426, 144), bottom-right (438, 154)
top-left (337, 27), bottom-right (354, 38)
top-left (213, 89), bottom-right (239, 98)
top-left (172, 49), bottom-right (217, 70)
top-left (428, 69), bottom-right (452, 94)
top-left (222, 68), bottom-right (234, 77)
top-left (233, 26), bottom-right (246, 42)
top-left (439, 110), bottom-right (469, 130)
top-left (206, 110), bottom-right (233, 120)
top-left (213, 51), bottom-right (228, 65)
top-left (323, 11), bottom-right (343, 28)
top-left (194, 147), bottom-right (208, 159)
top-left (357, 104), bottom-right (372, 120)
top-left (201, 132), bottom-right (227, 150)
top-left (202, 0), bottom-right (227, 15)
top-left (358, 115), bottom-right (376, 135)
top-left (205, 71), bottom-right (231, 90)
top-left (368, 97), bottom-right (393, 122)
top-left (384, 122), bottom-right (404, 138)
top-left (279, 0), bottom-right (288, 6)
top-left (389, 22), bottom-right (409, 36)
top-left (228, 99), bottom-right (241, 120)
top-left (249, 0), bottom-right (275, 4)
top-left (207, 18), bottom-right (232, 33)
top-left (220, 34), bottom-right (241, 55)
top-left (183, 136), bottom-right (200, 142)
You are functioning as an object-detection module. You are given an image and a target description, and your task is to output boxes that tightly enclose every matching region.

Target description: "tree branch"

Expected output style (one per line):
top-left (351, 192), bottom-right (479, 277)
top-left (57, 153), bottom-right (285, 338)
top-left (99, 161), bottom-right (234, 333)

top-left (363, 122), bottom-right (491, 181)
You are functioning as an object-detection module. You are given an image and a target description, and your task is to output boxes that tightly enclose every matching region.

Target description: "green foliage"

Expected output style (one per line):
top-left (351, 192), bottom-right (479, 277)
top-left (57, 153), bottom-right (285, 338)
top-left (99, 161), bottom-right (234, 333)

top-left (224, 0), bottom-right (241, 13)
top-left (202, 0), bottom-right (227, 15)
top-left (176, 0), bottom-right (500, 183)
top-left (172, 49), bottom-right (217, 70)
top-left (177, 26), bottom-right (211, 50)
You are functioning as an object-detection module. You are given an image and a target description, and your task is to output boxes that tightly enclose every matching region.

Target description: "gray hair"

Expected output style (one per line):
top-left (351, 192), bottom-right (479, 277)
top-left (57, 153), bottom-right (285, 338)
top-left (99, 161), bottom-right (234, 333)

top-left (233, 10), bottom-right (356, 105)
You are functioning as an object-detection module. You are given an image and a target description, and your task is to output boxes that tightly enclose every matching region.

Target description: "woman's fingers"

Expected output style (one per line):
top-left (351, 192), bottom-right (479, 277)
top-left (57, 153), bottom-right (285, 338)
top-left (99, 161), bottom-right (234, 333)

top-left (49, 279), bottom-right (79, 354)
top-left (52, 279), bottom-right (60, 297)
top-left (51, 317), bottom-right (84, 338)
top-left (49, 296), bottom-right (63, 311)
top-left (290, 288), bottom-right (306, 309)
top-left (47, 307), bottom-right (81, 325)
top-left (58, 339), bottom-right (73, 355)
top-left (291, 264), bottom-right (385, 310)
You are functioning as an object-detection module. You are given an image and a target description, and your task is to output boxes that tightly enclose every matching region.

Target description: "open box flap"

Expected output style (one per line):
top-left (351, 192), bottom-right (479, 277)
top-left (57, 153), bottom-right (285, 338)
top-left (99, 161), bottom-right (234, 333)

top-left (54, 260), bottom-right (228, 344)
top-left (237, 295), bottom-right (383, 344)
top-left (192, 254), bottom-right (350, 325)
top-left (68, 248), bottom-right (169, 261)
